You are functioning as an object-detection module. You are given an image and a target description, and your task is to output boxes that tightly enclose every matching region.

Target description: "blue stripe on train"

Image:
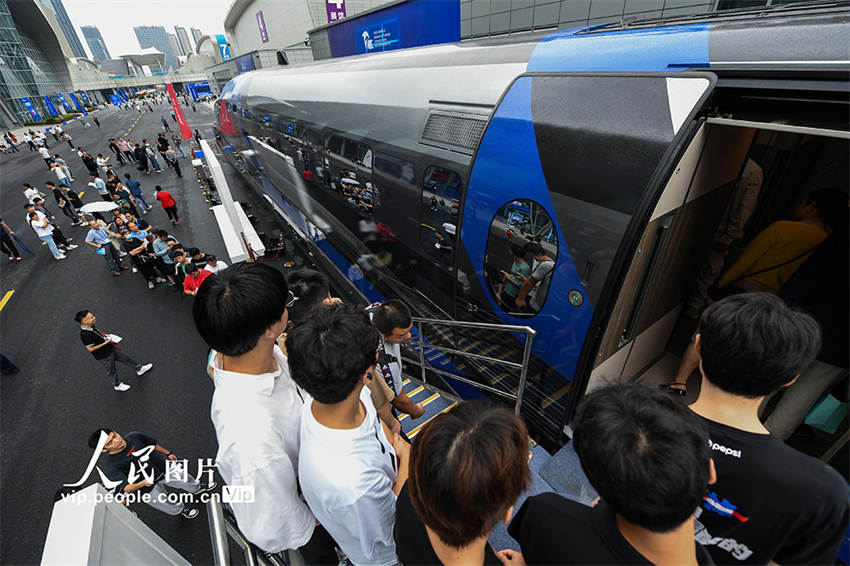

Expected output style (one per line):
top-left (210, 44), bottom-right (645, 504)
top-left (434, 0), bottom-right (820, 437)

top-left (527, 23), bottom-right (711, 73)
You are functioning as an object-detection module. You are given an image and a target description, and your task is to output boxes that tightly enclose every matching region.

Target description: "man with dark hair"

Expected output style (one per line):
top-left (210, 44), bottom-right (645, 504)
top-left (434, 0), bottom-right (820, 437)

top-left (76, 310), bottom-right (152, 391)
top-left (515, 242), bottom-right (555, 312)
top-left (396, 401), bottom-right (530, 565)
top-left (86, 428), bottom-right (214, 519)
top-left (370, 300), bottom-right (425, 420)
top-left (183, 262), bottom-right (212, 295)
top-left (506, 383), bottom-right (716, 565)
top-left (85, 219), bottom-right (126, 276)
top-left (288, 303), bottom-right (409, 566)
top-left (687, 293), bottom-right (848, 565)
top-left (194, 263), bottom-right (336, 563)
top-left (123, 173), bottom-right (151, 213)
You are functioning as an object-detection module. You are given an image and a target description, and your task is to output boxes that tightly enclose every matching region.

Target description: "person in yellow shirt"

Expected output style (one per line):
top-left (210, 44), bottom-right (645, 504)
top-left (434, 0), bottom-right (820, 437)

top-left (662, 188), bottom-right (847, 396)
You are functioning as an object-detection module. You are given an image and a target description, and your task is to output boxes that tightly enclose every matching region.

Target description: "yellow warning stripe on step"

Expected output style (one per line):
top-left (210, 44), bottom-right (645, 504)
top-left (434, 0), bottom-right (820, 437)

top-left (399, 392), bottom-right (441, 421)
top-left (408, 401), bottom-right (457, 438)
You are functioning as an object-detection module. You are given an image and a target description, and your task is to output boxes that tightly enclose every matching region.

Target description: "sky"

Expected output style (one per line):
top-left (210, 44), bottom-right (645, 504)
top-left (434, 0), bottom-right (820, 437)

top-left (62, 0), bottom-right (232, 59)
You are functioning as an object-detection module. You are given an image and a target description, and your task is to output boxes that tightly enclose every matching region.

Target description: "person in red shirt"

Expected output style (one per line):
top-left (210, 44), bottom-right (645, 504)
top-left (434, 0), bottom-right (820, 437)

top-left (183, 262), bottom-right (212, 295)
top-left (155, 185), bottom-right (180, 225)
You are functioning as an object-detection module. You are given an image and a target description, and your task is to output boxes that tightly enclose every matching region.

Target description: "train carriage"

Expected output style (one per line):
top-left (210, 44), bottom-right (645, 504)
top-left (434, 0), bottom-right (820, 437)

top-left (215, 4), bottom-right (849, 450)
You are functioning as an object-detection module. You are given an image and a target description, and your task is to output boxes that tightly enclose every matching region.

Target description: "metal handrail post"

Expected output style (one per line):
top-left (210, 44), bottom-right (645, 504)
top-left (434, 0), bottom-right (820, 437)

top-left (206, 499), bottom-right (231, 566)
top-left (514, 329), bottom-right (537, 416)
top-left (417, 320), bottom-right (427, 386)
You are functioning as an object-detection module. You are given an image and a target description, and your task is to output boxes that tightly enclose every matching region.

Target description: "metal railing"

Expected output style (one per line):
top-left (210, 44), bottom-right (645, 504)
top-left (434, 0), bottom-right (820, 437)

top-left (207, 499), bottom-right (293, 566)
top-left (407, 317), bottom-right (537, 415)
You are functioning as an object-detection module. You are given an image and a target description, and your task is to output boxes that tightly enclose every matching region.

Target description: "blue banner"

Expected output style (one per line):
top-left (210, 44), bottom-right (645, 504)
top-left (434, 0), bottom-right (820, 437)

top-left (119, 89), bottom-right (129, 102)
top-left (21, 97), bottom-right (41, 121)
top-left (216, 34), bottom-right (231, 61)
top-left (56, 92), bottom-right (68, 110)
top-left (69, 92), bottom-right (88, 116)
top-left (43, 95), bottom-right (59, 117)
top-left (109, 94), bottom-right (121, 106)
top-left (79, 91), bottom-right (90, 105)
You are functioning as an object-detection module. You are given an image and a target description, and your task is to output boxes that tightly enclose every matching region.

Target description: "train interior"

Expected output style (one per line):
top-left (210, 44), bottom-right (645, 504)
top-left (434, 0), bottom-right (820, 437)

top-left (587, 115), bottom-right (848, 472)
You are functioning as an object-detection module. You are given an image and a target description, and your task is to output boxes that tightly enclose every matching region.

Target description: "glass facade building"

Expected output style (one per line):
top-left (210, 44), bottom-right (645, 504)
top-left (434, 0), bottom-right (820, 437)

top-left (133, 25), bottom-right (178, 71)
top-left (37, 0), bottom-right (84, 57)
top-left (81, 25), bottom-right (110, 60)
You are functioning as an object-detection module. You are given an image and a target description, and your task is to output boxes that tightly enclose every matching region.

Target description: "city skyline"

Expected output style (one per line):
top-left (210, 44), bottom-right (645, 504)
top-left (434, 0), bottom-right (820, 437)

top-left (62, 0), bottom-right (229, 60)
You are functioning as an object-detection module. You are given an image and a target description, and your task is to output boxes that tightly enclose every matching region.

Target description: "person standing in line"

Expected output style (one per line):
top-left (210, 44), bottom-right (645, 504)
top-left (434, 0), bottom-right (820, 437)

top-left (4, 132), bottom-right (18, 152)
top-left (123, 173), bottom-right (152, 213)
top-left (54, 154), bottom-right (74, 181)
top-left (62, 131), bottom-right (74, 149)
top-left (86, 429), bottom-right (215, 519)
top-left (194, 129), bottom-right (202, 146)
top-left (58, 184), bottom-right (84, 219)
top-left (38, 145), bottom-right (53, 169)
top-left (76, 310), bottom-right (153, 392)
top-left (112, 181), bottom-right (141, 218)
top-left (89, 174), bottom-right (111, 202)
top-left (161, 115), bottom-right (171, 131)
top-left (155, 186), bottom-right (179, 225)
top-left (50, 162), bottom-right (72, 188)
top-left (81, 150), bottom-right (99, 178)
top-left (85, 219), bottom-right (126, 276)
top-left (0, 217), bottom-right (23, 261)
top-left (47, 181), bottom-right (82, 226)
top-left (133, 141), bottom-right (149, 174)
top-left (47, 125), bottom-right (58, 141)
top-left (23, 132), bottom-right (35, 151)
top-left (164, 146), bottom-right (182, 177)
top-left (183, 263), bottom-right (212, 296)
top-left (203, 255), bottom-right (227, 274)
top-left (29, 210), bottom-right (66, 260)
top-left (96, 154), bottom-right (109, 177)
top-left (24, 202), bottom-right (75, 253)
top-left (144, 141), bottom-right (163, 173)
top-left (194, 263), bottom-right (339, 563)
top-left (108, 138), bottom-right (126, 166)
top-left (93, 116), bottom-right (100, 128)
top-left (288, 303), bottom-right (409, 566)
top-left (35, 130), bottom-right (48, 148)
top-left (118, 137), bottom-right (135, 163)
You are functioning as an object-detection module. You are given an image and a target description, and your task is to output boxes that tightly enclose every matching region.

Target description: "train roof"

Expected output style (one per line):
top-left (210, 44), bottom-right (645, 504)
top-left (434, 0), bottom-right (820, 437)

top-left (221, 6), bottom-right (849, 159)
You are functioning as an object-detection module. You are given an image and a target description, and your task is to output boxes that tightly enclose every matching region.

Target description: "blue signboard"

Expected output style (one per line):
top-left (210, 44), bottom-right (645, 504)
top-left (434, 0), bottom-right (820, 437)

top-left (235, 53), bottom-right (255, 74)
top-left (184, 81), bottom-right (212, 101)
top-left (216, 34), bottom-right (232, 61)
top-left (56, 92), bottom-right (68, 110)
top-left (327, 0), bottom-right (459, 58)
top-left (110, 94), bottom-right (121, 106)
top-left (69, 93), bottom-right (88, 116)
top-left (356, 18), bottom-right (400, 54)
top-left (21, 97), bottom-right (41, 121)
top-left (118, 89), bottom-right (129, 102)
top-left (79, 91), bottom-right (90, 105)
top-left (43, 95), bottom-right (59, 117)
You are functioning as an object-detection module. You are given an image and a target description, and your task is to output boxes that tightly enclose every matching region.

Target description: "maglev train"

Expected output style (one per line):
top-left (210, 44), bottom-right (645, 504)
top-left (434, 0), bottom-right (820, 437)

top-left (215, 4), bottom-right (849, 449)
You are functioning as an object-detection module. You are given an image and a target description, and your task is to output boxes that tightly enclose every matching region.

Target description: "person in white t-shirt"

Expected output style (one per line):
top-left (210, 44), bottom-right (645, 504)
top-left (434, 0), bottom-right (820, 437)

top-left (28, 210), bottom-right (65, 259)
top-left (287, 303), bottom-right (410, 566)
top-left (203, 254), bottom-right (228, 274)
top-left (194, 262), bottom-right (338, 564)
top-left (38, 145), bottom-right (53, 169)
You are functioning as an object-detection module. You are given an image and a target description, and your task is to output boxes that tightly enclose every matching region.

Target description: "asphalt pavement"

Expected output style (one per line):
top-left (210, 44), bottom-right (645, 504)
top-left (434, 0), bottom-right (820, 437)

top-left (1, 102), bottom-right (229, 565)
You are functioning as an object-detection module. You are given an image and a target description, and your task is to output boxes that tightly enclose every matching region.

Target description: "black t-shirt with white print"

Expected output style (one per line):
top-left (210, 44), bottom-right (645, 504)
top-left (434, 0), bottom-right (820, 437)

top-left (695, 416), bottom-right (848, 565)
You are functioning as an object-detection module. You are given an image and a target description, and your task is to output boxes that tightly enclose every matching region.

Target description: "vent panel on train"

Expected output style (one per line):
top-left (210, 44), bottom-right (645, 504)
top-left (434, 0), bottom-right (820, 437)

top-left (421, 112), bottom-right (488, 151)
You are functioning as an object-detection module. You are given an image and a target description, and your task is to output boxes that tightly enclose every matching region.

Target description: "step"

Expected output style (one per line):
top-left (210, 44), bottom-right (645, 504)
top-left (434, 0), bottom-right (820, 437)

top-left (538, 440), bottom-right (598, 506)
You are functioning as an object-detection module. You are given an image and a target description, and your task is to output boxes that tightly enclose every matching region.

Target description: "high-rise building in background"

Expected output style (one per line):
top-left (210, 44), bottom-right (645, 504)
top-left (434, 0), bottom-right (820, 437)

top-left (80, 25), bottom-right (110, 60)
top-left (175, 25), bottom-right (192, 55)
top-left (168, 32), bottom-right (183, 57)
top-left (190, 27), bottom-right (203, 44)
top-left (37, 0), bottom-right (85, 57)
top-left (133, 25), bottom-right (178, 70)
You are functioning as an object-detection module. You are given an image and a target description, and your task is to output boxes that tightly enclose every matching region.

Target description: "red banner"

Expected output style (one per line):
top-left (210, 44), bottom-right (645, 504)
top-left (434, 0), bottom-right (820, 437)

top-left (166, 83), bottom-right (193, 141)
top-left (219, 99), bottom-right (236, 136)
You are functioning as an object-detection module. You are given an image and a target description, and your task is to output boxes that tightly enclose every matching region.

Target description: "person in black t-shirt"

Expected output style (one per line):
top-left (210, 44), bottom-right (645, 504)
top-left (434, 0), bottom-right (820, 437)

top-left (394, 401), bottom-right (530, 566)
top-left (507, 383), bottom-right (716, 566)
top-left (87, 428), bottom-right (216, 519)
top-left (687, 293), bottom-right (848, 565)
top-left (76, 310), bottom-right (153, 392)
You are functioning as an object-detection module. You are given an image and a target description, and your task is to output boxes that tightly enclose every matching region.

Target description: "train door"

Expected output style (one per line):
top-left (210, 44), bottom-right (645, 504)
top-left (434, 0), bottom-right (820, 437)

top-left (458, 72), bottom-right (715, 438)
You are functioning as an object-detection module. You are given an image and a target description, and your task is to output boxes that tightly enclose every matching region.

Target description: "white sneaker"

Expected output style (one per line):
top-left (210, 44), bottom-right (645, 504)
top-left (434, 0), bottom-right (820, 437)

top-left (65, 244), bottom-right (78, 250)
top-left (114, 382), bottom-right (131, 391)
top-left (55, 254), bottom-right (67, 260)
top-left (136, 363), bottom-right (153, 376)
top-left (132, 267), bottom-right (138, 273)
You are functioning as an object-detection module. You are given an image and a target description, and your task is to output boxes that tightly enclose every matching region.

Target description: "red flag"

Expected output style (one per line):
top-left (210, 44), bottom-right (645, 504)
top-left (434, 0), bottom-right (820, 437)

top-left (219, 99), bottom-right (236, 136)
top-left (166, 83), bottom-right (193, 140)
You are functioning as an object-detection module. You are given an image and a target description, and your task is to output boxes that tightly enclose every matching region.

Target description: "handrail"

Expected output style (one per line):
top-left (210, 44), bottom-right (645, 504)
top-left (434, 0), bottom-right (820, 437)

top-left (411, 316), bottom-right (536, 415)
top-left (206, 499), bottom-right (287, 566)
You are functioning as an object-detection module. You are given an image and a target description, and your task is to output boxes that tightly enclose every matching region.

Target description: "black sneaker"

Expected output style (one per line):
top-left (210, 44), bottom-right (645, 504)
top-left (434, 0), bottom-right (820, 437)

top-left (197, 482), bottom-right (217, 495)
top-left (180, 508), bottom-right (199, 519)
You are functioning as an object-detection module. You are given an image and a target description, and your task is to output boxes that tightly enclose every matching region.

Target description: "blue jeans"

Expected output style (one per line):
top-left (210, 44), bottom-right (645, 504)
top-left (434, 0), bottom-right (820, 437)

top-left (148, 154), bottom-right (162, 171)
top-left (40, 234), bottom-right (61, 258)
top-left (175, 144), bottom-right (186, 158)
top-left (133, 193), bottom-right (152, 210)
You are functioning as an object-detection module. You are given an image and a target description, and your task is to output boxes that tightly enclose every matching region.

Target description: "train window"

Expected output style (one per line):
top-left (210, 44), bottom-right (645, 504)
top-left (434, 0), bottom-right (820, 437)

top-left (342, 139), bottom-right (359, 162)
top-left (375, 153), bottom-right (415, 183)
top-left (420, 166), bottom-right (462, 264)
top-left (484, 200), bottom-right (558, 316)
top-left (327, 135), bottom-right (344, 155)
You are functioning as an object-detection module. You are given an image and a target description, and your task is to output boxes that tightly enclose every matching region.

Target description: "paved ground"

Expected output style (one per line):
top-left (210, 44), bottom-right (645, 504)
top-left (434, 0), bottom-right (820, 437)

top-left (0, 102), bottom-right (232, 565)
